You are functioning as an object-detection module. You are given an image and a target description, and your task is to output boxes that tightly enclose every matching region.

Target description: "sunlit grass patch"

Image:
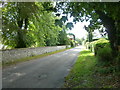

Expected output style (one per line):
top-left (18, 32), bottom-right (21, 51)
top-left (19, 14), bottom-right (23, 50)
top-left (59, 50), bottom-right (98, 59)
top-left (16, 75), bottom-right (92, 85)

top-left (64, 50), bottom-right (97, 88)
top-left (64, 50), bottom-right (120, 88)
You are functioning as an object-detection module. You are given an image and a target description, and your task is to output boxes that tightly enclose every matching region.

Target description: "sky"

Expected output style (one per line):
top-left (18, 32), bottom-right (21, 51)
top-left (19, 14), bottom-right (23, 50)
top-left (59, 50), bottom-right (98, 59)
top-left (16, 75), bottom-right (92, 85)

top-left (66, 15), bottom-right (90, 39)
top-left (67, 21), bottom-right (89, 39)
top-left (66, 16), bottom-right (102, 39)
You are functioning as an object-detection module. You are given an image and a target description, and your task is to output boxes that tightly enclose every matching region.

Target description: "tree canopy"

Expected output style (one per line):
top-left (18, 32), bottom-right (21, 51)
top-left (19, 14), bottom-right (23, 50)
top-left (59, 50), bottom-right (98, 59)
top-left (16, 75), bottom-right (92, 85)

top-left (2, 2), bottom-right (70, 49)
top-left (1, 1), bottom-right (120, 56)
top-left (55, 2), bottom-right (120, 56)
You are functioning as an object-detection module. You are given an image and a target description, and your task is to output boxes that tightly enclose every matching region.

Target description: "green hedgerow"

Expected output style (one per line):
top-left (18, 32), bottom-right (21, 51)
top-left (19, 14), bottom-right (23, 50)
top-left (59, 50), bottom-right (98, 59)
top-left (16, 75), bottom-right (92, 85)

top-left (96, 45), bottom-right (113, 63)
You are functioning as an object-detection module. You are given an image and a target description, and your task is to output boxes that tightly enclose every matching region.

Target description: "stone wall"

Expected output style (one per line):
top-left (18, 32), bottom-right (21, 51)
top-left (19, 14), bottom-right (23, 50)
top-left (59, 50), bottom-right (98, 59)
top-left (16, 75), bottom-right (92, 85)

top-left (1, 46), bottom-right (69, 62)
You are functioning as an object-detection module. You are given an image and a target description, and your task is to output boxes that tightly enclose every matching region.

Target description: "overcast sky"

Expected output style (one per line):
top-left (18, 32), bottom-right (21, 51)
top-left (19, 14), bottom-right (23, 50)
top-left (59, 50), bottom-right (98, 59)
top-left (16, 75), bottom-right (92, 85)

top-left (66, 15), bottom-right (89, 39)
top-left (66, 15), bottom-right (103, 39)
top-left (67, 21), bottom-right (89, 39)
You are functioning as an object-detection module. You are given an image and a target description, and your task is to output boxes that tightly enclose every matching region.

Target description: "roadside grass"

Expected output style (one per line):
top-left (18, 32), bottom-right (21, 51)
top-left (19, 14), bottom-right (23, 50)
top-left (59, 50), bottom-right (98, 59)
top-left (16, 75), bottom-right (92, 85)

top-left (2, 48), bottom-right (72, 68)
top-left (64, 50), bottom-right (97, 88)
top-left (64, 50), bottom-right (120, 88)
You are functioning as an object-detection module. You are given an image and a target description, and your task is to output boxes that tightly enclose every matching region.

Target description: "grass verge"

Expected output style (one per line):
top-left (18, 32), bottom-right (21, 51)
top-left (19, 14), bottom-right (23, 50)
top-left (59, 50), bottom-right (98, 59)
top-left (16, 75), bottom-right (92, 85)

top-left (64, 50), bottom-right (97, 88)
top-left (64, 50), bottom-right (120, 88)
top-left (2, 48), bottom-right (72, 68)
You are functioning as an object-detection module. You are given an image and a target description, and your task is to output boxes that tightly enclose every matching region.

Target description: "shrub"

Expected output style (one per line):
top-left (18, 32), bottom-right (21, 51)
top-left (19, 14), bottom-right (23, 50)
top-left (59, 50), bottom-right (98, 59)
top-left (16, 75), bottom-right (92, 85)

top-left (85, 38), bottom-right (113, 64)
top-left (95, 43), bottom-right (109, 55)
top-left (93, 39), bottom-right (109, 55)
top-left (96, 45), bottom-right (113, 63)
top-left (85, 38), bottom-right (110, 55)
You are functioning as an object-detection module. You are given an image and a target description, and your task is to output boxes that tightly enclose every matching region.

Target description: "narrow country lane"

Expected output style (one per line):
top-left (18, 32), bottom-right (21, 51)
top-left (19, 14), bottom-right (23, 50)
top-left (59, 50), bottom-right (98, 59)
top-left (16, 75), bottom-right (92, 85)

top-left (2, 46), bottom-right (83, 88)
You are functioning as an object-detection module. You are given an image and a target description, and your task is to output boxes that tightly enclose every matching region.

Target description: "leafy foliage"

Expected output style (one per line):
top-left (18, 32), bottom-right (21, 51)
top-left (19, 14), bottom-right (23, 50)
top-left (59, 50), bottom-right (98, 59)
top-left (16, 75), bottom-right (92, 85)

top-left (87, 38), bottom-right (109, 54)
top-left (58, 30), bottom-right (70, 45)
top-left (66, 22), bottom-right (74, 30)
top-left (97, 46), bottom-right (112, 63)
top-left (2, 2), bottom-right (69, 49)
top-left (55, 2), bottom-right (120, 56)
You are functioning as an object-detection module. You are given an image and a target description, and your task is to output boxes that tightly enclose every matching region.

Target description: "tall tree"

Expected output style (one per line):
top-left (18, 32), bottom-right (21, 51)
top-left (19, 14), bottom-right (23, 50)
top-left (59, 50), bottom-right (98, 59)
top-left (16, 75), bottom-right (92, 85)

top-left (2, 2), bottom-right (63, 48)
top-left (55, 2), bottom-right (120, 56)
top-left (2, 2), bottom-right (41, 48)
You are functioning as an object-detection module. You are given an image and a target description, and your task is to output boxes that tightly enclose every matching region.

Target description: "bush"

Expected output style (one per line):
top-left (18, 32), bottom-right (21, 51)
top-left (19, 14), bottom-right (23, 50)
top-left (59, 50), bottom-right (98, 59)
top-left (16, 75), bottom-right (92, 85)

top-left (95, 43), bottom-right (109, 55)
top-left (85, 38), bottom-right (109, 55)
top-left (96, 45), bottom-right (113, 63)
top-left (93, 39), bottom-right (109, 55)
top-left (85, 38), bottom-right (113, 64)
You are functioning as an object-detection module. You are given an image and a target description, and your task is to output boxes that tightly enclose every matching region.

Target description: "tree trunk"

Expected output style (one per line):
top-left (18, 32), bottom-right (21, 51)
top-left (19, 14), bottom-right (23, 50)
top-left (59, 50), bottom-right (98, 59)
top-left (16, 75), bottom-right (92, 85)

top-left (88, 31), bottom-right (93, 42)
top-left (95, 10), bottom-right (118, 56)
top-left (16, 18), bottom-right (26, 48)
top-left (25, 17), bottom-right (29, 30)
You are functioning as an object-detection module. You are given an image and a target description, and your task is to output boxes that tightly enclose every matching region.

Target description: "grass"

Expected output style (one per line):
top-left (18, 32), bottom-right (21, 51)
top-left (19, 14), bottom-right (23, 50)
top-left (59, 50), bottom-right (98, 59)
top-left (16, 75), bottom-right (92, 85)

top-left (64, 50), bottom-right (97, 88)
top-left (2, 48), bottom-right (72, 68)
top-left (64, 50), bottom-right (120, 88)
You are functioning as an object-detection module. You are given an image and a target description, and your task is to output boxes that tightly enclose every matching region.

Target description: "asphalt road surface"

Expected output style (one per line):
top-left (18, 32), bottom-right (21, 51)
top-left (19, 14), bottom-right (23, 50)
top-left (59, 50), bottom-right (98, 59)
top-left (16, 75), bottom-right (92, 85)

top-left (2, 46), bottom-right (83, 88)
